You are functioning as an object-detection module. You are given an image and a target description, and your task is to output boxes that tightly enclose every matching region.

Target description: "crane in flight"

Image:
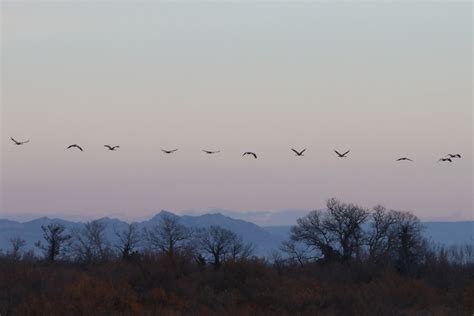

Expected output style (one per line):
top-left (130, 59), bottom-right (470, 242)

top-left (10, 137), bottom-right (29, 146)
top-left (202, 150), bottom-right (220, 154)
top-left (243, 152), bottom-right (257, 159)
top-left (438, 158), bottom-right (452, 163)
top-left (396, 157), bottom-right (413, 162)
top-left (334, 150), bottom-right (350, 158)
top-left (161, 149), bottom-right (178, 154)
top-left (104, 145), bottom-right (120, 151)
top-left (446, 154), bottom-right (461, 159)
top-left (291, 148), bottom-right (306, 156)
top-left (67, 144), bottom-right (84, 152)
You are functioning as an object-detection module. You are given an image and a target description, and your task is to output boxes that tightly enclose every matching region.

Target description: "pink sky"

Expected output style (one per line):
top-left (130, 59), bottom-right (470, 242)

top-left (1, 2), bottom-right (472, 222)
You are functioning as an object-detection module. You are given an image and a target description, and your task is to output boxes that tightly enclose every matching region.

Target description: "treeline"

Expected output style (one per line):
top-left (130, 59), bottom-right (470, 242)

top-left (5, 216), bottom-right (255, 266)
top-left (1, 199), bottom-right (473, 315)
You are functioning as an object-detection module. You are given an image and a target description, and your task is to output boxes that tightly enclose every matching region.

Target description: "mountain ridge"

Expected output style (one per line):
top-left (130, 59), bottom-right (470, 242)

top-left (1, 212), bottom-right (472, 257)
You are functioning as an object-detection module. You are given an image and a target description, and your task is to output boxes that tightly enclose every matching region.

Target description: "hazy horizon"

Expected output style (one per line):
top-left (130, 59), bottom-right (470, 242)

top-left (1, 207), bottom-right (473, 227)
top-left (1, 2), bottom-right (472, 222)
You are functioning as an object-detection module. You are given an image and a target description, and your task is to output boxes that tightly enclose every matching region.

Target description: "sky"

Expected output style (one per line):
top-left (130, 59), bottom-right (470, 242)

top-left (1, 1), bottom-right (472, 223)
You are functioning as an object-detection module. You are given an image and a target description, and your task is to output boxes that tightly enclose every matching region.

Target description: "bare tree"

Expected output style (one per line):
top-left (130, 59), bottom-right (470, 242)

top-left (35, 223), bottom-right (71, 262)
top-left (290, 209), bottom-right (336, 261)
top-left (145, 215), bottom-right (192, 257)
top-left (464, 242), bottom-right (474, 264)
top-left (325, 198), bottom-right (370, 260)
top-left (71, 220), bottom-right (111, 262)
top-left (269, 250), bottom-right (286, 274)
top-left (280, 240), bottom-right (313, 266)
top-left (291, 198), bottom-right (370, 262)
top-left (114, 223), bottom-right (141, 260)
top-left (229, 234), bottom-right (255, 261)
top-left (198, 226), bottom-right (237, 267)
top-left (367, 205), bottom-right (399, 261)
top-left (392, 211), bottom-right (425, 273)
top-left (8, 237), bottom-right (26, 260)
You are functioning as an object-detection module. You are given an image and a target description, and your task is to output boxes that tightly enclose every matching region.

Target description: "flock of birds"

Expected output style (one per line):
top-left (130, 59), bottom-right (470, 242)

top-left (10, 137), bottom-right (462, 162)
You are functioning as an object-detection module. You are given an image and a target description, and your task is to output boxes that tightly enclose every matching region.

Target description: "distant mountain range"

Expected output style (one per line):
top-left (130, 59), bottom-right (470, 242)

top-left (0, 211), bottom-right (472, 257)
top-left (0, 211), bottom-right (286, 257)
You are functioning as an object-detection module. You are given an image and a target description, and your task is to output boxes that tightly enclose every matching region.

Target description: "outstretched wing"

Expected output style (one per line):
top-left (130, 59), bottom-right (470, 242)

top-left (243, 152), bottom-right (256, 158)
top-left (162, 149), bottom-right (178, 154)
top-left (291, 149), bottom-right (299, 155)
top-left (342, 150), bottom-right (350, 156)
top-left (334, 150), bottom-right (342, 156)
top-left (68, 144), bottom-right (83, 151)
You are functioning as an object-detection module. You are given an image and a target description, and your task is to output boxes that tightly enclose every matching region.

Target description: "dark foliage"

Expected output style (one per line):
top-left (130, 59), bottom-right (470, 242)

top-left (1, 200), bottom-right (473, 315)
top-left (0, 253), bottom-right (472, 315)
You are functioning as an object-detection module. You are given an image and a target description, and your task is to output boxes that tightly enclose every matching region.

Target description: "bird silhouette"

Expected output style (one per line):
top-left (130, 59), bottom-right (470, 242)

top-left (10, 137), bottom-right (29, 145)
top-left (334, 150), bottom-right (350, 158)
top-left (202, 150), bottom-right (220, 154)
top-left (396, 157), bottom-right (413, 162)
top-left (161, 149), bottom-right (178, 154)
top-left (438, 158), bottom-right (452, 163)
top-left (67, 144), bottom-right (84, 152)
top-left (243, 152), bottom-right (257, 159)
top-left (104, 145), bottom-right (120, 151)
top-left (446, 154), bottom-right (461, 159)
top-left (291, 148), bottom-right (306, 156)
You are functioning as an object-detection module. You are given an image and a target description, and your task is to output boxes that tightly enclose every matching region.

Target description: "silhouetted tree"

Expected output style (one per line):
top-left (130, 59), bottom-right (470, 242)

top-left (198, 226), bottom-right (239, 267)
top-left (145, 215), bottom-right (192, 257)
top-left (367, 205), bottom-right (399, 261)
top-left (280, 240), bottom-right (312, 266)
top-left (392, 211), bottom-right (425, 274)
top-left (229, 234), bottom-right (255, 261)
top-left (291, 198), bottom-right (370, 262)
top-left (71, 220), bottom-right (111, 262)
top-left (114, 223), bottom-right (141, 260)
top-left (35, 223), bottom-right (71, 262)
top-left (8, 237), bottom-right (26, 260)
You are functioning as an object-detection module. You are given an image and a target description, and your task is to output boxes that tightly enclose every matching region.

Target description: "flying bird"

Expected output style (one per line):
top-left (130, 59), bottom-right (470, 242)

top-left (438, 158), bottom-right (452, 163)
top-left (202, 150), bottom-right (220, 154)
top-left (10, 137), bottom-right (29, 145)
top-left (396, 157), bottom-right (413, 162)
top-left (243, 152), bottom-right (257, 159)
top-left (67, 144), bottom-right (84, 152)
top-left (104, 145), bottom-right (120, 151)
top-left (334, 150), bottom-right (350, 158)
top-left (291, 148), bottom-right (306, 156)
top-left (446, 154), bottom-right (461, 159)
top-left (161, 149), bottom-right (178, 154)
